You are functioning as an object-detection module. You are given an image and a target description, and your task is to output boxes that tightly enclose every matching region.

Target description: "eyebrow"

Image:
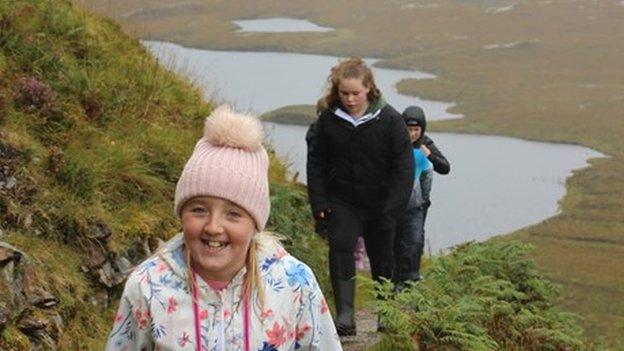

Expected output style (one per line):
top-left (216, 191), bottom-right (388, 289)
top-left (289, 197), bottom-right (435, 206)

top-left (186, 197), bottom-right (245, 211)
top-left (227, 203), bottom-right (245, 213)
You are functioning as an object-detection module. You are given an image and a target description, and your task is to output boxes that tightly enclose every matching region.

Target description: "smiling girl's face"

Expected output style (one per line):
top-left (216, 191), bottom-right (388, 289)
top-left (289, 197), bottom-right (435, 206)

top-left (182, 196), bottom-right (256, 282)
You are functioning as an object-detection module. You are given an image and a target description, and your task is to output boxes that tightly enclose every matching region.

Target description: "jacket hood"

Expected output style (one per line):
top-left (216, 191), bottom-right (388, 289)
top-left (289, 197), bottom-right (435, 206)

top-left (157, 233), bottom-right (189, 280)
top-left (334, 97), bottom-right (387, 116)
top-left (365, 97), bottom-right (387, 115)
top-left (402, 106), bottom-right (427, 145)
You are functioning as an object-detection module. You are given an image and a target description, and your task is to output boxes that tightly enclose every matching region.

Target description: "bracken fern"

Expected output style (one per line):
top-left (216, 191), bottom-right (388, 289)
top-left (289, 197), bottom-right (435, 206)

top-left (368, 241), bottom-right (589, 351)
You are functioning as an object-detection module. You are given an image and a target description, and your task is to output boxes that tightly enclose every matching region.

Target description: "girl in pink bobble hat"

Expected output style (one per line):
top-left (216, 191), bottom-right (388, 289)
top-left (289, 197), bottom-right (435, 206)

top-left (106, 105), bottom-right (342, 351)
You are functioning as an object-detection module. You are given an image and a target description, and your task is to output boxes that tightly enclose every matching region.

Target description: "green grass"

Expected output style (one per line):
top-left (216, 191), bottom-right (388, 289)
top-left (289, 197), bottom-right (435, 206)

top-left (77, 0), bottom-right (624, 347)
top-left (0, 326), bottom-right (31, 351)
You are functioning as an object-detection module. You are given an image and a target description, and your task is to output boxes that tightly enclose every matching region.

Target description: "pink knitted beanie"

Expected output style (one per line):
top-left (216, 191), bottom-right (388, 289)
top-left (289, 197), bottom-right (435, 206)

top-left (174, 105), bottom-right (270, 230)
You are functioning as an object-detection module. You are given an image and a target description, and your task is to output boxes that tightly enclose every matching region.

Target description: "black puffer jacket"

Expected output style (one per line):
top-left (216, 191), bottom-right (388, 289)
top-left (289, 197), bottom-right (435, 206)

top-left (420, 135), bottom-right (450, 175)
top-left (307, 103), bottom-right (414, 220)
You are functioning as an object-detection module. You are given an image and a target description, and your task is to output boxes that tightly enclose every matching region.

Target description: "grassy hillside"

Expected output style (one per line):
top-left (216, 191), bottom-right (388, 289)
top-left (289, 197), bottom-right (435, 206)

top-left (78, 0), bottom-right (624, 347)
top-left (0, 1), bottom-right (327, 349)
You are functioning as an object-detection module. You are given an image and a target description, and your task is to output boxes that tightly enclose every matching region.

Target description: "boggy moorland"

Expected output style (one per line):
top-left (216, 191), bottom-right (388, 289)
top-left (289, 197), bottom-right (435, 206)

top-left (78, 0), bottom-right (624, 347)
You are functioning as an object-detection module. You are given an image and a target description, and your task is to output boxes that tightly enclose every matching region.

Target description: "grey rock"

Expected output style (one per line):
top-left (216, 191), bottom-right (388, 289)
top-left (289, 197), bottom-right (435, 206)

top-left (5, 176), bottom-right (16, 189)
top-left (0, 304), bottom-right (8, 331)
top-left (0, 242), bottom-right (62, 350)
top-left (18, 314), bottom-right (57, 351)
top-left (115, 256), bottom-right (132, 274)
top-left (97, 261), bottom-right (124, 288)
top-left (29, 288), bottom-right (59, 309)
top-left (17, 315), bottom-right (47, 334)
top-left (1, 242), bottom-right (29, 321)
top-left (84, 242), bottom-right (107, 268)
top-left (0, 246), bottom-right (16, 264)
top-left (51, 312), bottom-right (64, 332)
top-left (0, 241), bottom-right (27, 264)
top-left (86, 221), bottom-right (112, 240)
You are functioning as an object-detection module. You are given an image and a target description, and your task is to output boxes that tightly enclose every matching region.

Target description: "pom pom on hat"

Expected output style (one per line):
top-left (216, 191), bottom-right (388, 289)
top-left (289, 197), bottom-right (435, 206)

top-left (204, 105), bottom-right (263, 151)
top-left (174, 105), bottom-right (270, 230)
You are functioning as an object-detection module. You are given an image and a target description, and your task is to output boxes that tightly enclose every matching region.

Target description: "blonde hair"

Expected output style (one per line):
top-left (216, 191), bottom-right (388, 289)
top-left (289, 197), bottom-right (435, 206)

top-left (322, 57), bottom-right (381, 108)
top-left (316, 97), bottom-right (328, 117)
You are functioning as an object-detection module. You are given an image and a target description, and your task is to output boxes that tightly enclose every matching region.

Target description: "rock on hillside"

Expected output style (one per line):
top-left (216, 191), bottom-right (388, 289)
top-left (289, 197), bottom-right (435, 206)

top-left (0, 242), bottom-right (59, 349)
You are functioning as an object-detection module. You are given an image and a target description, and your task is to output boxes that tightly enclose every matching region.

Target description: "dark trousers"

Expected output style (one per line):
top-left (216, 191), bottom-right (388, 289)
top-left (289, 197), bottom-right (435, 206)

top-left (327, 198), bottom-right (396, 283)
top-left (394, 189), bottom-right (425, 282)
top-left (325, 198), bottom-right (397, 332)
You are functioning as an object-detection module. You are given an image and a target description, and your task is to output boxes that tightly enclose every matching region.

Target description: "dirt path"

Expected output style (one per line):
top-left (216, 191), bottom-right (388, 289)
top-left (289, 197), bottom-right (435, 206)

top-left (340, 306), bottom-right (382, 351)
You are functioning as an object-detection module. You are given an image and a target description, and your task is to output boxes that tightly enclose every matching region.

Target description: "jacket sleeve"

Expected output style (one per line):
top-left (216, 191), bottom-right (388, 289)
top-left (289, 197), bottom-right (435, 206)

top-left (306, 115), bottom-right (330, 217)
top-left (384, 113), bottom-right (416, 220)
top-left (297, 267), bottom-right (343, 351)
top-left (426, 138), bottom-right (451, 175)
top-left (420, 169), bottom-right (433, 202)
top-left (105, 271), bottom-right (154, 351)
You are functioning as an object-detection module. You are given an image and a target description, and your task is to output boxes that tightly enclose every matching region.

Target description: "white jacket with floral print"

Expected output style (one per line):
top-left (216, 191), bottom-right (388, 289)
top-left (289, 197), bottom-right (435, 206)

top-left (105, 233), bottom-right (342, 351)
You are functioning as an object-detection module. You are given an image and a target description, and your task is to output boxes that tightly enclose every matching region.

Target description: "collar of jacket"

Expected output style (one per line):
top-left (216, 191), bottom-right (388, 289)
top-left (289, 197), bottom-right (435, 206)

top-left (333, 98), bottom-right (387, 127)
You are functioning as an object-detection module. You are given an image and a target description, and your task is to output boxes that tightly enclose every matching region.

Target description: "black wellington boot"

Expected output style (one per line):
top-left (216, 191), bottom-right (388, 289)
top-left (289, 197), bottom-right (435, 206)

top-left (332, 279), bottom-right (356, 336)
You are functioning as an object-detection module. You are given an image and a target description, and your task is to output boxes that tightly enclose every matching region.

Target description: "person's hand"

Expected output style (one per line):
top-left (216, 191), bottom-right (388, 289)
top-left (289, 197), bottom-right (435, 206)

top-left (420, 144), bottom-right (431, 156)
top-left (313, 209), bottom-right (329, 220)
top-left (423, 198), bottom-right (432, 209)
top-left (314, 218), bottom-right (328, 239)
top-left (313, 209), bottom-right (330, 239)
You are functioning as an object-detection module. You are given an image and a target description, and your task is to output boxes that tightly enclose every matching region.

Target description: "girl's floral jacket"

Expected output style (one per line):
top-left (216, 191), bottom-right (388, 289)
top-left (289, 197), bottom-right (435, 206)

top-left (105, 233), bottom-right (342, 351)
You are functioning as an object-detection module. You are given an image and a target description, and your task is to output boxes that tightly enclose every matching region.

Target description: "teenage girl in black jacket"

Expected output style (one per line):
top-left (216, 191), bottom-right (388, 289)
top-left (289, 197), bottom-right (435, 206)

top-left (307, 58), bottom-right (414, 336)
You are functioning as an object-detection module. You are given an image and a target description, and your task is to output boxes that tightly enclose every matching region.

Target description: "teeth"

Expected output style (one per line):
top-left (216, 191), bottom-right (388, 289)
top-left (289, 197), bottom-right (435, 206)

top-left (202, 239), bottom-right (226, 248)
